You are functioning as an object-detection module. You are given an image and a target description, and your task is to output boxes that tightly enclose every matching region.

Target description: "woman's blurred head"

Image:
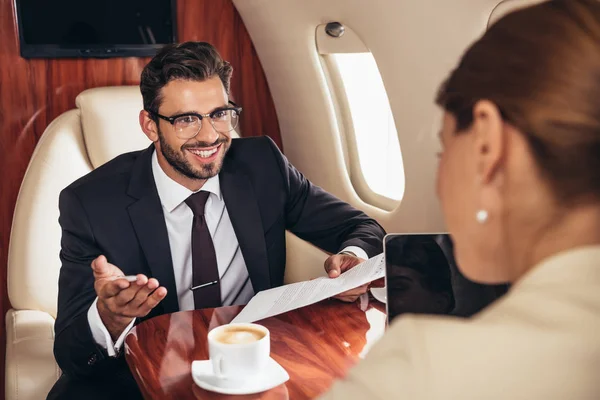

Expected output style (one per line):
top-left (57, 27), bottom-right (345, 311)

top-left (436, 0), bottom-right (600, 283)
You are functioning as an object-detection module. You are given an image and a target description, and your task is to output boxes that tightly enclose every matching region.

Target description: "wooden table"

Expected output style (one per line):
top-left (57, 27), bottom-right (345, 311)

top-left (124, 298), bottom-right (387, 399)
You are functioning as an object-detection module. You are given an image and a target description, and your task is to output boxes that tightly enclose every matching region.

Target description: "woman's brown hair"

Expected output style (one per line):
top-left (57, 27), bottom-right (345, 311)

top-left (436, 0), bottom-right (600, 204)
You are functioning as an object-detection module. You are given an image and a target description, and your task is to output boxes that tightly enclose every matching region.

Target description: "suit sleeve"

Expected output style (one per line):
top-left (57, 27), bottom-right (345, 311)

top-left (53, 188), bottom-right (125, 378)
top-left (265, 137), bottom-right (386, 257)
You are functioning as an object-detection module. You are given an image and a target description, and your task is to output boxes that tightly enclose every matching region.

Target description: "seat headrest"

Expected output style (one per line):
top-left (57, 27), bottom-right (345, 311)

top-left (76, 86), bottom-right (151, 168)
top-left (76, 86), bottom-right (241, 168)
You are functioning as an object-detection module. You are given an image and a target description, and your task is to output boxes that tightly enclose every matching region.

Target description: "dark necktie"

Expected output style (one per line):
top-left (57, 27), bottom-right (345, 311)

top-left (185, 191), bottom-right (222, 309)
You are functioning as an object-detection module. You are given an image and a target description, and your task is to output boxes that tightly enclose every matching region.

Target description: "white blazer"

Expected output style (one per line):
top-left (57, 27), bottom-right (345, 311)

top-left (320, 246), bottom-right (600, 400)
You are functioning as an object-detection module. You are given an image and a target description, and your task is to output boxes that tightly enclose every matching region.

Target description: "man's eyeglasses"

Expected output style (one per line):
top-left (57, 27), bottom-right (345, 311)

top-left (146, 101), bottom-right (242, 140)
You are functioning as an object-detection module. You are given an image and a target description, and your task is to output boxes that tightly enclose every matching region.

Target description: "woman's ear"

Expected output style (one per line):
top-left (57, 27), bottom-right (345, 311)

top-left (472, 100), bottom-right (505, 185)
top-left (139, 110), bottom-right (159, 142)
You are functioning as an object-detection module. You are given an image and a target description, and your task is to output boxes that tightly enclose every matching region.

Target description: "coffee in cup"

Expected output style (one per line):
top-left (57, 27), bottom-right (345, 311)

top-left (207, 323), bottom-right (270, 386)
top-left (213, 325), bottom-right (267, 345)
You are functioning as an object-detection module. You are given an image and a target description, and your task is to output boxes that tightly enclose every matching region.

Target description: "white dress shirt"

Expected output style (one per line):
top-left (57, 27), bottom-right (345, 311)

top-left (88, 150), bottom-right (367, 356)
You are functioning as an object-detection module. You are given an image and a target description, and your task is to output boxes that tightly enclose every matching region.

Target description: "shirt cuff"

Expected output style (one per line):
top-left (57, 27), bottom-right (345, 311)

top-left (340, 246), bottom-right (369, 261)
top-left (87, 297), bottom-right (136, 357)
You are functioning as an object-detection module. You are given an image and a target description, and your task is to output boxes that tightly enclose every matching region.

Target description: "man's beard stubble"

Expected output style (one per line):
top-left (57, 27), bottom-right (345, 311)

top-left (157, 127), bottom-right (230, 180)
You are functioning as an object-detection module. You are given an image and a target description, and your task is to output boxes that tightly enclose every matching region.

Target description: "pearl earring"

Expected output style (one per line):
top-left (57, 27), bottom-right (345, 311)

top-left (476, 210), bottom-right (489, 224)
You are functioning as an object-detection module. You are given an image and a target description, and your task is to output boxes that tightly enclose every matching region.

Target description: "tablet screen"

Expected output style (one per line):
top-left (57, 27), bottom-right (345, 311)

top-left (384, 233), bottom-right (509, 324)
top-left (384, 234), bottom-right (456, 324)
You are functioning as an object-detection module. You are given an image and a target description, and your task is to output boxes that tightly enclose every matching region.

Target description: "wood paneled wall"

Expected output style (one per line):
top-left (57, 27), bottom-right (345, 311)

top-left (0, 0), bottom-right (281, 395)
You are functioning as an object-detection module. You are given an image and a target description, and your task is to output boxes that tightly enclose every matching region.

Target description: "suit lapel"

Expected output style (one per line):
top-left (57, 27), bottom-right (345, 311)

top-left (220, 160), bottom-right (271, 293)
top-left (127, 145), bottom-right (179, 314)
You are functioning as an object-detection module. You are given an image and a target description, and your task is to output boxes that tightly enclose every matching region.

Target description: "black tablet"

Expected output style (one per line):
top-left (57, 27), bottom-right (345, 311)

top-left (384, 233), bottom-right (456, 324)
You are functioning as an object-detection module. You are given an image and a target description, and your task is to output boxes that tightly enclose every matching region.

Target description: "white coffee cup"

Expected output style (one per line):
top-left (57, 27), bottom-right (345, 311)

top-left (207, 323), bottom-right (270, 386)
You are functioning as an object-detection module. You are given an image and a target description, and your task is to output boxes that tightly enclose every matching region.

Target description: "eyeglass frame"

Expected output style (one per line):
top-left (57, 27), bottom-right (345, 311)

top-left (145, 100), bottom-right (242, 136)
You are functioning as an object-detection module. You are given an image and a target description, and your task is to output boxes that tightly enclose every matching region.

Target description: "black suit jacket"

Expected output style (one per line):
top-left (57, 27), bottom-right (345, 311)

top-left (53, 136), bottom-right (385, 379)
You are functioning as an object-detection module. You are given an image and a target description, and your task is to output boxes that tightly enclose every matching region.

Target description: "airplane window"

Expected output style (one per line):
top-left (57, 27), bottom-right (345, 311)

top-left (330, 52), bottom-right (404, 202)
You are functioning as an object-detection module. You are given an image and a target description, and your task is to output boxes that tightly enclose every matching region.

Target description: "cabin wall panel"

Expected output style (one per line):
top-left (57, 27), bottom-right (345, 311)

top-left (233, 0), bottom-right (504, 233)
top-left (0, 0), bottom-right (280, 394)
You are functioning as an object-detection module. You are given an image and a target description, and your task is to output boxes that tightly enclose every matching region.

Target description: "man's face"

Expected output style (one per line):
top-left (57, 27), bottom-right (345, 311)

top-left (154, 77), bottom-right (233, 181)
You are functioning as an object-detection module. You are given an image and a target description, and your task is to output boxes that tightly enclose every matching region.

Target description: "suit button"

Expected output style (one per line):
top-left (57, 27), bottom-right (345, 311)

top-left (87, 353), bottom-right (98, 366)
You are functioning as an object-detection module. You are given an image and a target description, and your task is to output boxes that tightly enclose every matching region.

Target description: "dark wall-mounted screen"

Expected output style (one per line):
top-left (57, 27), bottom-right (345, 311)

top-left (16, 0), bottom-right (177, 58)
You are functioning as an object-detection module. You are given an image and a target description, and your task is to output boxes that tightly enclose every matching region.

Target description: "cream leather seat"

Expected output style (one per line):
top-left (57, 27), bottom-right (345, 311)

top-left (6, 86), bottom-right (153, 400)
top-left (6, 86), bottom-right (326, 400)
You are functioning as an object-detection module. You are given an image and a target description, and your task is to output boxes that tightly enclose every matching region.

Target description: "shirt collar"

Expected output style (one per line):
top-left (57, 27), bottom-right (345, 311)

top-left (151, 149), bottom-right (222, 213)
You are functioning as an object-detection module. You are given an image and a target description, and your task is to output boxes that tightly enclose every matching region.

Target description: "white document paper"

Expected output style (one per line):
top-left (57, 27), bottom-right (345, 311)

top-left (231, 253), bottom-right (384, 323)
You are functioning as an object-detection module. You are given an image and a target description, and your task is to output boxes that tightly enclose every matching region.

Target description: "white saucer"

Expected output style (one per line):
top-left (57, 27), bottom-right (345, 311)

top-left (191, 357), bottom-right (289, 395)
top-left (370, 287), bottom-right (387, 304)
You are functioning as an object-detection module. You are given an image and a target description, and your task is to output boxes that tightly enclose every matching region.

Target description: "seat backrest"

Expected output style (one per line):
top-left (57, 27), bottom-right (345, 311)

top-left (7, 86), bottom-right (151, 318)
top-left (77, 86), bottom-right (150, 168)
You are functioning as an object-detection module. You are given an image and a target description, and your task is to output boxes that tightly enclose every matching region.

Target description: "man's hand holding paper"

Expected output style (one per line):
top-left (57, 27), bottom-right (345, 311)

top-left (325, 253), bottom-right (368, 302)
top-left (325, 252), bottom-right (386, 302)
top-left (231, 254), bottom-right (385, 324)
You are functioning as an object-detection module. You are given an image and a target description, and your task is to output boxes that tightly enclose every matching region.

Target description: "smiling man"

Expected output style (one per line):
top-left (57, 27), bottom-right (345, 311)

top-left (48, 42), bottom-right (385, 399)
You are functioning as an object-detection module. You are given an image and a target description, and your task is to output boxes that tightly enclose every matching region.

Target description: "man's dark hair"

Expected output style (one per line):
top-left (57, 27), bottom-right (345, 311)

top-left (140, 42), bottom-right (233, 114)
top-left (386, 235), bottom-right (455, 311)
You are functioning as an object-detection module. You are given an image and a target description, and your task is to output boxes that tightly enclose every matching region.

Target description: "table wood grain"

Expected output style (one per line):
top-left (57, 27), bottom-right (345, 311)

top-left (124, 298), bottom-right (387, 399)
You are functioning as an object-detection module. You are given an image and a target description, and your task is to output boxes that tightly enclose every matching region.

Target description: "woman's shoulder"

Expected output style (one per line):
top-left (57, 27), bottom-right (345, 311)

top-left (381, 285), bottom-right (600, 398)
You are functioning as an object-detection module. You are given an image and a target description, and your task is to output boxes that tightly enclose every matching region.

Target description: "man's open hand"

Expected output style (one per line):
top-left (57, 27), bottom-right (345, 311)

top-left (92, 255), bottom-right (167, 340)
